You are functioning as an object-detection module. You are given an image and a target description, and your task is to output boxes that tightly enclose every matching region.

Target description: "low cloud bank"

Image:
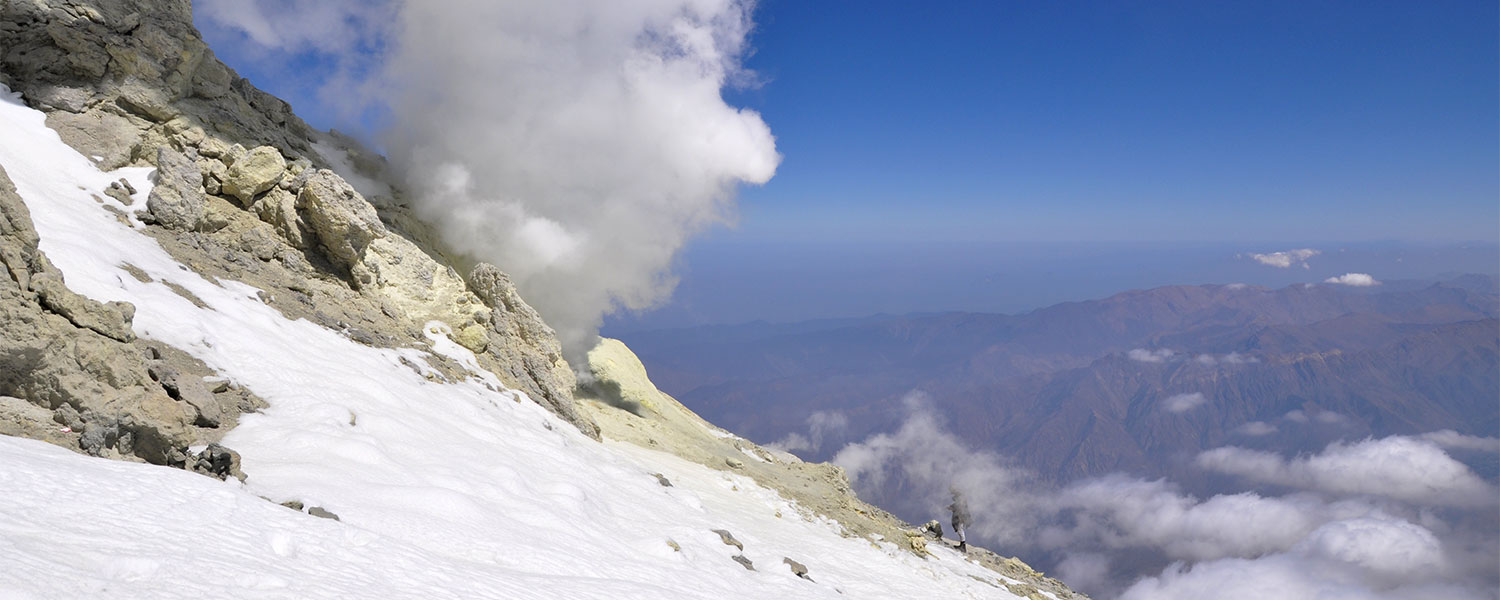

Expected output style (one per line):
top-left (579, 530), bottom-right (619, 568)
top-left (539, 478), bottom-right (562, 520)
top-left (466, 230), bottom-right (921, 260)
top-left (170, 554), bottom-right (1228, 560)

top-left (1197, 437), bottom-right (1496, 507)
top-left (829, 391), bottom-right (1499, 598)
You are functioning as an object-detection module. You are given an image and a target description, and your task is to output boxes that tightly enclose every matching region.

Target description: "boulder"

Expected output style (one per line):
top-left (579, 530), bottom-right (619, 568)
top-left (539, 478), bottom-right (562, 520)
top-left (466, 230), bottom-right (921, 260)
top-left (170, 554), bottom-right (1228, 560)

top-left (783, 557), bottom-right (811, 580)
top-left (296, 169), bottom-right (384, 273)
top-left (220, 145), bottom-right (284, 205)
top-left (145, 146), bottom-right (206, 231)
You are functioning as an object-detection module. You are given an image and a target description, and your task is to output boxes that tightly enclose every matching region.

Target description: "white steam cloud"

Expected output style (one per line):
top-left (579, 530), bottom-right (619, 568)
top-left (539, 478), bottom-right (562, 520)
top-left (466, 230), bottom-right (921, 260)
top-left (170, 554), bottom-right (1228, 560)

top-left (382, 0), bottom-right (778, 360)
top-left (831, 392), bottom-right (1042, 546)
top-left (1247, 248), bottom-right (1320, 269)
top-left (769, 410), bottom-right (849, 454)
top-left (199, 0), bottom-right (780, 361)
top-left (1325, 273), bottom-right (1381, 287)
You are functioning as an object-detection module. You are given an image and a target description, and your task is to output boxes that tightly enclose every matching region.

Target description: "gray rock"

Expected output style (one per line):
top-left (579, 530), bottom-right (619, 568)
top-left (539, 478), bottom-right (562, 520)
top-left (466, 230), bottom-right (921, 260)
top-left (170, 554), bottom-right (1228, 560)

top-left (783, 557), bottom-right (811, 580)
top-left (712, 529), bottom-right (744, 551)
top-left (191, 443), bottom-right (245, 481)
top-left (296, 169), bottom-right (384, 274)
top-left (307, 506), bottom-right (340, 521)
top-left (30, 273), bottom-right (136, 343)
top-left (148, 362), bottom-right (223, 427)
top-left (221, 146), bottom-right (284, 205)
top-left (732, 555), bottom-right (755, 571)
top-left (43, 109), bottom-right (144, 171)
top-left (652, 472), bottom-right (673, 487)
top-left (146, 146), bottom-right (206, 231)
top-left (251, 188), bottom-right (306, 249)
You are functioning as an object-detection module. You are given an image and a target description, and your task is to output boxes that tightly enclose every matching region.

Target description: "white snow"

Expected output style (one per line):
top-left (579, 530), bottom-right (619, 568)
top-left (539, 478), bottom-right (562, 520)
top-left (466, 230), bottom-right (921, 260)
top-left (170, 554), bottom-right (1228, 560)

top-left (0, 86), bottom-right (1026, 599)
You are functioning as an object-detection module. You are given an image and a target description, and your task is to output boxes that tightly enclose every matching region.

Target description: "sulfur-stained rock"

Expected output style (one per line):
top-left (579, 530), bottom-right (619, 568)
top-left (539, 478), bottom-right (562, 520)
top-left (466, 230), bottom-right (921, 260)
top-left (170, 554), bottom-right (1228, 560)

top-left (250, 188), bottom-right (306, 249)
top-left (221, 145), bottom-right (284, 205)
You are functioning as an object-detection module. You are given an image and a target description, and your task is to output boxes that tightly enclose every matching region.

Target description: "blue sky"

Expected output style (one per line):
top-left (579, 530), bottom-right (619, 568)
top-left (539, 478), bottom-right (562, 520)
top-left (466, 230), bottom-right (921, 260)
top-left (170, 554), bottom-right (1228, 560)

top-left (723, 0), bottom-right (1497, 243)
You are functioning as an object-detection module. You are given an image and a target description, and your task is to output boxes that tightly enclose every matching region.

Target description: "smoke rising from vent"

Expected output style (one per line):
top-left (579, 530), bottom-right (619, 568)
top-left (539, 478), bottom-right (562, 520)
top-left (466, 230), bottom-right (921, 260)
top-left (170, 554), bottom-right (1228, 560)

top-left (198, 0), bottom-right (780, 362)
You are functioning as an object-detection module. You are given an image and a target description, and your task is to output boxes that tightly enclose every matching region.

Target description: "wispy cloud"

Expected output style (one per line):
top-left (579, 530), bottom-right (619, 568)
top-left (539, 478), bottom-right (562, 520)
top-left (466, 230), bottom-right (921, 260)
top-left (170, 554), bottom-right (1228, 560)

top-left (1247, 248), bottom-right (1320, 269)
top-left (1233, 421), bottom-right (1278, 436)
top-left (832, 392), bottom-right (1041, 546)
top-left (1163, 392), bottom-right (1207, 413)
top-left (768, 410), bottom-right (849, 454)
top-left (1194, 352), bottom-right (1258, 366)
top-left (1418, 430), bottom-right (1500, 453)
top-left (1129, 348), bottom-right (1176, 363)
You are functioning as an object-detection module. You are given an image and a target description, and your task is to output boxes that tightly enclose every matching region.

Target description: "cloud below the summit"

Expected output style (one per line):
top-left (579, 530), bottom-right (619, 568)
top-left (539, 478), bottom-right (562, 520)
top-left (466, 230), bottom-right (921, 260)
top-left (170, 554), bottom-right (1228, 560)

top-left (1196, 436), bottom-right (1496, 507)
top-left (828, 398), bottom-right (1498, 598)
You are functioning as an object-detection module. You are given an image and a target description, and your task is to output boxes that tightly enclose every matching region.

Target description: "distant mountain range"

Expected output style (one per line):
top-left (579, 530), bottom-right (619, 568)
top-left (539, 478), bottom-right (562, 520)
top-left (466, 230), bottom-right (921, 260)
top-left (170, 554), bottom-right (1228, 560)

top-left (620, 275), bottom-right (1500, 482)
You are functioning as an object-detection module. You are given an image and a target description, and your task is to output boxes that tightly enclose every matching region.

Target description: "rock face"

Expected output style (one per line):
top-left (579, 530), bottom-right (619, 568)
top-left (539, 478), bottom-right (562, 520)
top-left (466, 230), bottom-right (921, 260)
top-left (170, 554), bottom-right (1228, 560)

top-left (470, 263), bottom-right (593, 438)
top-left (0, 164), bottom-right (261, 465)
top-left (0, 0), bottom-right (601, 445)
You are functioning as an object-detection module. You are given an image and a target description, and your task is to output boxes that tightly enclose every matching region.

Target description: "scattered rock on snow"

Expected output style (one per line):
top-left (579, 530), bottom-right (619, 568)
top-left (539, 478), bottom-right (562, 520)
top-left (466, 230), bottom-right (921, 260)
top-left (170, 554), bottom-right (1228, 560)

top-left (712, 529), bottom-right (743, 551)
top-left (732, 555), bottom-right (755, 571)
top-left (783, 557), bottom-right (812, 580)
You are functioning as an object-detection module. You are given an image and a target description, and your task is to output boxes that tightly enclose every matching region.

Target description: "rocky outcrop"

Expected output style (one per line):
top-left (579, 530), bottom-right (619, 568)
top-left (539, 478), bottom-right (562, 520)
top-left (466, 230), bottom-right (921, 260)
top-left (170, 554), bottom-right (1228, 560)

top-left (470, 262), bottom-right (594, 438)
top-left (0, 0), bottom-right (601, 440)
top-left (0, 0), bottom-right (316, 165)
top-left (0, 164), bottom-right (262, 468)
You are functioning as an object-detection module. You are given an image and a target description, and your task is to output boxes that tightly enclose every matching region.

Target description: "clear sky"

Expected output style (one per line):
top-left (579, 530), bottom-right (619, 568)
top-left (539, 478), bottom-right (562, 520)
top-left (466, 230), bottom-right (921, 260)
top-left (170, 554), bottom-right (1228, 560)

top-left (723, 0), bottom-right (1497, 243)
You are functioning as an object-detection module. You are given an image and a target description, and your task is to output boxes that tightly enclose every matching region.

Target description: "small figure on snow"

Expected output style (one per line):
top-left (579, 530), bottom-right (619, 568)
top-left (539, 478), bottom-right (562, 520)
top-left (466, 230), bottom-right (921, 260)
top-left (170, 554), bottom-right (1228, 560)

top-left (947, 487), bottom-right (970, 554)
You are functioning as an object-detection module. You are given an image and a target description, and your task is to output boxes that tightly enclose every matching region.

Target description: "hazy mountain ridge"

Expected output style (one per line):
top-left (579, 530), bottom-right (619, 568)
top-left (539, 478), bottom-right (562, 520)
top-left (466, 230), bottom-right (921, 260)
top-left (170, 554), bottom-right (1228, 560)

top-left (623, 278), bottom-right (1500, 481)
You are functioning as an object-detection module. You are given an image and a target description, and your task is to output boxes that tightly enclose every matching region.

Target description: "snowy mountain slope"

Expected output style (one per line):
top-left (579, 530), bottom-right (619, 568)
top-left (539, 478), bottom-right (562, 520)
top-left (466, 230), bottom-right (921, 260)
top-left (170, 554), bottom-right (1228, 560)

top-left (0, 86), bottom-right (1054, 599)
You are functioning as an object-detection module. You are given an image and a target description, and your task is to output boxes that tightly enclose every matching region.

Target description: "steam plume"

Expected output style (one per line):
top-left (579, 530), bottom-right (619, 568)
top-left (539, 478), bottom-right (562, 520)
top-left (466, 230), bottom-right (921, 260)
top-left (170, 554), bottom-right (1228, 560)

top-left (198, 0), bottom-right (780, 362)
top-left (381, 0), bottom-right (779, 362)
